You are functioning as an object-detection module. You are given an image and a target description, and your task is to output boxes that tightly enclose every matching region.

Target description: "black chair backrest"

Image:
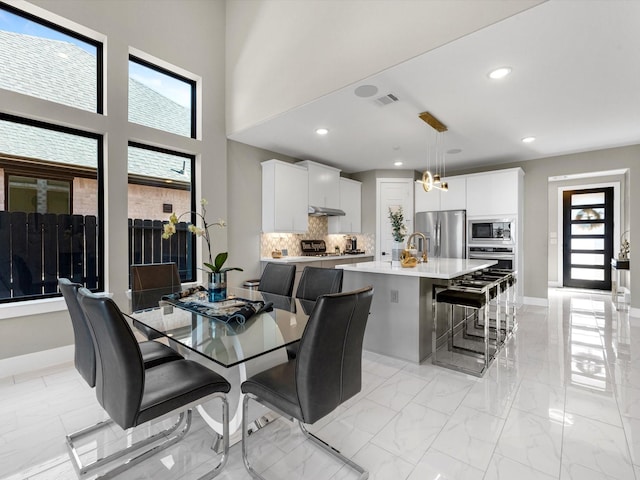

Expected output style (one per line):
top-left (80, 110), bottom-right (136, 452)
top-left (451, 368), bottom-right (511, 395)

top-left (295, 266), bottom-right (343, 301)
top-left (131, 263), bottom-right (181, 311)
top-left (295, 286), bottom-right (373, 424)
top-left (258, 263), bottom-right (296, 296)
top-left (59, 278), bottom-right (96, 387)
top-left (78, 287), bottom-right (146, 430)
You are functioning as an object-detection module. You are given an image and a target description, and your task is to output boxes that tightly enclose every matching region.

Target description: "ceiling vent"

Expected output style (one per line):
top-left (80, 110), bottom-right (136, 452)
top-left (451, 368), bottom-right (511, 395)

top-left (375, 93), bottom-right (399, 106)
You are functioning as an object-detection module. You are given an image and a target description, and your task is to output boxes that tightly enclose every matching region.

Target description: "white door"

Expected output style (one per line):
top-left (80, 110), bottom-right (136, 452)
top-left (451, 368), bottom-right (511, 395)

top-left (376, 178), bottom-right (414, 261)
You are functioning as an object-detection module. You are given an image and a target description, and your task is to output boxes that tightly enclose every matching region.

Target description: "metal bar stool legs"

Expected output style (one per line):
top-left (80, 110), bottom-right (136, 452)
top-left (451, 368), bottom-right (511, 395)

top-left (433, 287), bottom-right (494, 377)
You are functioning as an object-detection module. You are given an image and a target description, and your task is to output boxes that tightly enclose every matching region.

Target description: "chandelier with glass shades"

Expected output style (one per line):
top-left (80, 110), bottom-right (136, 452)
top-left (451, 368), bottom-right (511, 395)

top-left (418, 111), bottom-right (449, 193)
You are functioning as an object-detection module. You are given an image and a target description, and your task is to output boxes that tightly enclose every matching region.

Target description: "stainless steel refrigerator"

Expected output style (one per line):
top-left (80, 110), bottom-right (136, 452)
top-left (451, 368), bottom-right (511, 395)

top-left (414, 210), bottom-right (467, 259)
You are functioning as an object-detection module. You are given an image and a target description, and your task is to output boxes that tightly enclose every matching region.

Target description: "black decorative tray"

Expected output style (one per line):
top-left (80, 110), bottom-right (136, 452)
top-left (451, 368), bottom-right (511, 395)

top-left (161, 286), bottom-right (273, 324)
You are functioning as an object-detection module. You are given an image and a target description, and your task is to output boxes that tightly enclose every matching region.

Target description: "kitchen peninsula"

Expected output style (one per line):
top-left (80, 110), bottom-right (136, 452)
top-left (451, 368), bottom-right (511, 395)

top-left (339, 259), bottom-right (497, 363)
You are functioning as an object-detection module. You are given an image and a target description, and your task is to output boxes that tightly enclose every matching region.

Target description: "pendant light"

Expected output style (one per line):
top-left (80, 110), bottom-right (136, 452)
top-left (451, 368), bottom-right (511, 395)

top-left (419, 111), bottom-right (449, 193)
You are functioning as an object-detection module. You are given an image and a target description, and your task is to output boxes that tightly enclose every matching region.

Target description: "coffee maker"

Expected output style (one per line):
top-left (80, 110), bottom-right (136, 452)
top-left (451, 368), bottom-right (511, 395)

top-left (345, 235), bottom-right (357, 253)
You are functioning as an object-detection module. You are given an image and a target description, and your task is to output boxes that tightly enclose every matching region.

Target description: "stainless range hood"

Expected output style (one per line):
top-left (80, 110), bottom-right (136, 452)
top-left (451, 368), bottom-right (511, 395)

top-left (308, 205), bottom-right (346, 216)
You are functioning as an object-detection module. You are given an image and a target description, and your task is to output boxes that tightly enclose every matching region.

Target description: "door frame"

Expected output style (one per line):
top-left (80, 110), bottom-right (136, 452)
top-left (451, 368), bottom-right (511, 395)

top-left (376, 178), bottom-right (414, 262)
top-left (556, 181), bottom-right (620, 287)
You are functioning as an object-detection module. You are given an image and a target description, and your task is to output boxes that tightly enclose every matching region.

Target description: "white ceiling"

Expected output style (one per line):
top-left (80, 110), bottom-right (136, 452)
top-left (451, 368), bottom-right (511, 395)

top-left (228, 1), bottom-right (640, 174)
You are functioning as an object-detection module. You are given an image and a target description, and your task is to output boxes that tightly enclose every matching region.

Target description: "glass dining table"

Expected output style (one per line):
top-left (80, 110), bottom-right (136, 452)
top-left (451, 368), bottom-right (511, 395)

top-left (126, 285), bottom-right (315, 439)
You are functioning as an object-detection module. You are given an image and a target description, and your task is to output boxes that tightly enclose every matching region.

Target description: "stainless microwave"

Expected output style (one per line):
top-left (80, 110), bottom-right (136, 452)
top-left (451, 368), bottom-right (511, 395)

top-left (468, 219), bottom-right (515, 245)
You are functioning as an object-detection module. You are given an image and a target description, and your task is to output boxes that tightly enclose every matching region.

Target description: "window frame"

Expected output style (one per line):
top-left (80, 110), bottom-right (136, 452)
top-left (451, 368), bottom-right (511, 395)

top-left (129, 54), bottom-right (197, 138)
top-left (0, 112), bottom-right (104, 302)
top-left (0, 1), bottom-right (104, 114)
top-left (127, 141), bottom-right (196, 282)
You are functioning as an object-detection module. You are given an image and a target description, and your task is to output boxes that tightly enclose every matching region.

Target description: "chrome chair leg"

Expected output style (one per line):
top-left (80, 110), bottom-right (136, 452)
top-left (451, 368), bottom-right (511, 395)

top-left (69, 394), bottom-right (229, 480)
top-left (66, 413), bottom-right (185, 476)
top-left (298, 422), bottom-right (369, 479)
top-left (242, 394), bottom-right (369, 480)
top-left (242, 394), bottom-right (267, 480)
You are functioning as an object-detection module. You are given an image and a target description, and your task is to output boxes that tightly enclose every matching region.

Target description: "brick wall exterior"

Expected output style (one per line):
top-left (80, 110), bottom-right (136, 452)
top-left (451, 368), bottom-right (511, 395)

top-left (127, 184), bottom-right (190, 220)
top-left (1, 167), bottom-right (189, 221)
top-left (73, 177), bottom-right (98, 215)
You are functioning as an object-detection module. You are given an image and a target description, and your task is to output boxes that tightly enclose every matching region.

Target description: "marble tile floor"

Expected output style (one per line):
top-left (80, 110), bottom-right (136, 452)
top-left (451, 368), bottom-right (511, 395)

top-left (2, 288), bottom-right (640, 480)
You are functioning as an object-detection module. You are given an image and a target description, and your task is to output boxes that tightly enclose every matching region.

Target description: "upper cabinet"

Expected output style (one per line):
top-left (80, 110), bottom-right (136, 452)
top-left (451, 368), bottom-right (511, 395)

top-left (297, 160), bottom-right (340, 209)
top-left (261, 160), bottom-right (308, 233)
top-left (328, 177), bottom-right (362, 233)
top-left (415, 175), bottom-right (466, 212)
top-left (465, 168), bottom-right (523, 217)
top-left (440, 176), bottom-right (467, 211)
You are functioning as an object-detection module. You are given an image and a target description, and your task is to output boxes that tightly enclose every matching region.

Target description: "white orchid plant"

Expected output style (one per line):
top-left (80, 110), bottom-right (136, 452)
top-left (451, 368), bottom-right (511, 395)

top-left (162, 198), bottom-right (243, 274)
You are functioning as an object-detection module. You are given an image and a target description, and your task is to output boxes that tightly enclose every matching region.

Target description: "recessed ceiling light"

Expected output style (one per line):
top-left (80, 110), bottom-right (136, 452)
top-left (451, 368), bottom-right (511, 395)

top-left (521, 136), bottom-right (536, 143)
top-left (447, 148), bottom-right (462, 155)
top-left (394, 161), bottom-right (403, 166)
top-left (488, 67), bottom-right (512, 79)
top-left (57, 52), bottom-right (69, 59)
top-left (315, 128), bottom-right (329, 135)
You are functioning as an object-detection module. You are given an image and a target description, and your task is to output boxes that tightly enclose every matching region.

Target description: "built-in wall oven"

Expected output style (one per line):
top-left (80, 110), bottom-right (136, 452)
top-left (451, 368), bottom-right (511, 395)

top-left (468, 218), bottom-right (515, 245)
top-left (468, 246), bottom-right (515, 271)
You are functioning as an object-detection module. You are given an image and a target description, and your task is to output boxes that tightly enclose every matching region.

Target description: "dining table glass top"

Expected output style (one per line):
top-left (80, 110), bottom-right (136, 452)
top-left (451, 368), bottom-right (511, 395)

top-left (127, 286), bottom-right (314, 368)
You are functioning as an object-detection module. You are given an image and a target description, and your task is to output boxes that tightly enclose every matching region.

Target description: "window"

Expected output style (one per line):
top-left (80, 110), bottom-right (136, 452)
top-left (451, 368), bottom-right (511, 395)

top-left (0, 2), bottom-right (102, 113)
top-left (127, 143), bottom-right (195, 283)
top-left (7, 175), bottom-right (71, 214)
top-left (128, 56), bottom-right (195, 137)
top-left (0, 114), bottom-right (103, 302)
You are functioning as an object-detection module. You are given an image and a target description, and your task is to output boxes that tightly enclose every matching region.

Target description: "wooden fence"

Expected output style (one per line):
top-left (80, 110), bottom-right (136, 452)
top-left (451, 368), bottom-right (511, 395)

top-left (0, 212), bottom-right (192, 301)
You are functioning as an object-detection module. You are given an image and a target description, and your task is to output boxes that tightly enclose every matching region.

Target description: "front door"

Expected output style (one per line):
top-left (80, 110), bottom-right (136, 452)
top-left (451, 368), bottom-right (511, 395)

top-left (562, 187), bottom-right (614, 290)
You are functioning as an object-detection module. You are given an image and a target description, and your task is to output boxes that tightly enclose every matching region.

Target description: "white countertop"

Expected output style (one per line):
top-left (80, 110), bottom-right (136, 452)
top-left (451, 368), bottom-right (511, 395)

top-left (260, 253), bottom-right (373, 263)
top-left (338, 258), bottom-right (498, 279)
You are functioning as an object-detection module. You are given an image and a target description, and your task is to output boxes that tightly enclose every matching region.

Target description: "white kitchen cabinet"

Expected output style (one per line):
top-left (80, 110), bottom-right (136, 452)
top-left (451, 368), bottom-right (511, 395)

top-left (415, 175), bottom-right (466, 212)
top-left (297, 160), bottom-right (340, 209)
top-left (465, 168), bottom-right (523, 217)
top-left (261, 160), bottom-right (308, 233)
top-left (440, 176), bottom-right (467, 211)
top-left (414, 181), bottom-right (441, 213)
top-left (328, 177), bottom-right (361, 233)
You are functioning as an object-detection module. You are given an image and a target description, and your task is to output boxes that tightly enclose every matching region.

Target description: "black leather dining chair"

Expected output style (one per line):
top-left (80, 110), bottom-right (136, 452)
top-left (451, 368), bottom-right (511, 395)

top-left (286, 266), bottom-right (344, 359)
top-left (258, 262), bottom-right (296, 296)
top-left (59, 278), bottom-right (183, 388)
top-left (295, 266), bottom-right (343, 301)
top-left (241, 286), bottom-right (374, 480)
top-left (131, 262), bottom-right (182, 312)
top-left (71, 287), bottom-right (231, 480)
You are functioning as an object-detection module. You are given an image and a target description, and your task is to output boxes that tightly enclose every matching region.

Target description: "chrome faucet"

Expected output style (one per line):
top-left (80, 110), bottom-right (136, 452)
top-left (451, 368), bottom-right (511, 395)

top-left (406, 232), bottom-right (428, 262)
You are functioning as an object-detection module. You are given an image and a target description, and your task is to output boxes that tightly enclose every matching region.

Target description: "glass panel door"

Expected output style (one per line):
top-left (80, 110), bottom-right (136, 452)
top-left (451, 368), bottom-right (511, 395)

top-left (562, 187), bottom-right (613, 290)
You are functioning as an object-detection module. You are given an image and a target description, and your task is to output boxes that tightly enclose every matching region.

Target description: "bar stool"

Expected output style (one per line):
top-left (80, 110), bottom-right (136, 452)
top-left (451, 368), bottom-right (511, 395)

top-left (481, 269), bottom-right (517, 339)
top-left (473, 272), bottom-right (509, 342)
top-left (456, 276), bottom-right (503, 347)
top-left (433, 285), bottom-right (496, 377)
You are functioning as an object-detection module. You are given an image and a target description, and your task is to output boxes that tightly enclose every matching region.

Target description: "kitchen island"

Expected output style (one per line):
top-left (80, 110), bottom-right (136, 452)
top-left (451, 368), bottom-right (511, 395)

top-left (338, 259), bottom-right (497, 363)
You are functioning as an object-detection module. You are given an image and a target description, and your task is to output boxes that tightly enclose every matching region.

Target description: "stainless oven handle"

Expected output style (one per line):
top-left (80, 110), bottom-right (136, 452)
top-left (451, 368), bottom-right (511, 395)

top-left (469, 253), bottom-right (514, 260)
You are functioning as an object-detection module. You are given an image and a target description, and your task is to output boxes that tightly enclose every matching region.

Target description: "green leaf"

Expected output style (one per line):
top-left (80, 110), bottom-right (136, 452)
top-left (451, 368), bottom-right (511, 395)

top-left (214, 252), bottom-right (228, 271)
top-left (203, 262), bottom-right (216, 272)
top-left (220, 267), bottom-right (243, 273)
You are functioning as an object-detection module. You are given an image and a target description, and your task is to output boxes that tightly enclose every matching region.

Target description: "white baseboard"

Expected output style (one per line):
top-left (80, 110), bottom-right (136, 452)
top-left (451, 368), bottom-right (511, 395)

top-left (523, 296), bottom-right (548, 307)
top-left (547, 281), bottom-right (561, 288)
top-left (0, 345), bottom-right (74, 379)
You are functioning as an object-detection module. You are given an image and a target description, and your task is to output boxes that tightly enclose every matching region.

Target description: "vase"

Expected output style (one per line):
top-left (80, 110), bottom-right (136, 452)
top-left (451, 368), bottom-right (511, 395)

top-left (207, 271), bottom-right (227, 302)
top-left (391, 240), bottom-right (404, 266)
